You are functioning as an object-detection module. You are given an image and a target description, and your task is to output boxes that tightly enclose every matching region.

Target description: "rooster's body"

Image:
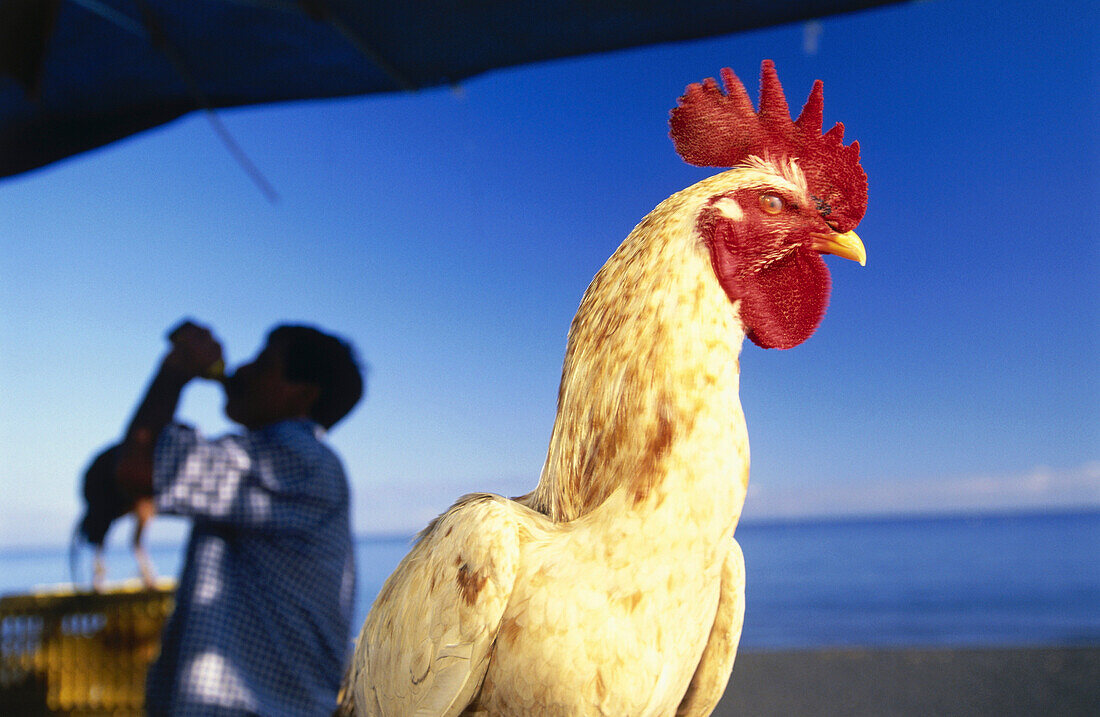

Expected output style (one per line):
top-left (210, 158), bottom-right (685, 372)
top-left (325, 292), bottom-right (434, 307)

top-left (73, 442), bottom-right (159, 590)
top-left (342, 62), bottom-right (868, 716)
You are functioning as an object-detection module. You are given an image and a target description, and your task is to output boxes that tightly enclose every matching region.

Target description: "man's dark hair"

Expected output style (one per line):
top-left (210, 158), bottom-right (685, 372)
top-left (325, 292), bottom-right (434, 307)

top-left (268, 325), bottom-right (364, 429)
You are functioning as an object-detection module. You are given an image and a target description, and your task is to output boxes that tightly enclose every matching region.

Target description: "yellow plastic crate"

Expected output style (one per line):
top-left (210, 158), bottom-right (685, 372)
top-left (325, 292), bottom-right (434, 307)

top-left (0, 581), bottom-right (174, 716)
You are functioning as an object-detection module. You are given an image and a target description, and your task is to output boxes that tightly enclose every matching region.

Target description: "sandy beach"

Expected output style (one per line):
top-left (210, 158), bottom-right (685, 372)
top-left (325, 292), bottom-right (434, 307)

top-left (714, 646), bottom-right (1100, 716)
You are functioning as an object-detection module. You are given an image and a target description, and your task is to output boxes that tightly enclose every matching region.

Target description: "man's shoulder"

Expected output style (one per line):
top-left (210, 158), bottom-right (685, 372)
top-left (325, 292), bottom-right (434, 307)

top-left (253, 420), bottom-right (347, 485)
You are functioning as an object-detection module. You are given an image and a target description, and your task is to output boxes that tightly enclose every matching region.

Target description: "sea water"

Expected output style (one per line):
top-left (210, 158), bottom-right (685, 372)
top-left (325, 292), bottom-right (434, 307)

top-left (2, 510), bottom-right (1097, 649)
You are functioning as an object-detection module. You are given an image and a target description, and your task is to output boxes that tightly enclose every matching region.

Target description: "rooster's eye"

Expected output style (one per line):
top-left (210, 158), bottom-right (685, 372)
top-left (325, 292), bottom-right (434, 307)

top-left (759, 194), bottom-right (784, 214)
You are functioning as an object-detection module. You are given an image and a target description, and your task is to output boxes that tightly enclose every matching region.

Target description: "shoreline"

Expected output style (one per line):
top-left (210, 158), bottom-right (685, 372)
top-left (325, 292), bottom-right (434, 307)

top-left (716, 645), bottom-right (1100, 716)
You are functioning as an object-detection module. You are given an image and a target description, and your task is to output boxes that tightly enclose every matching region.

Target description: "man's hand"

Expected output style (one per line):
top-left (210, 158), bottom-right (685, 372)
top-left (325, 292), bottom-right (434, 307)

top-left (164, 320), bottom-right (224, 381)
top-left (117, 320), bottom-right (222, 496)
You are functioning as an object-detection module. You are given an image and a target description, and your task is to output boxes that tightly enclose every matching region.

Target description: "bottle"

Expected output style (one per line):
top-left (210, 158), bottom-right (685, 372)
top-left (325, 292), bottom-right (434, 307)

top-left (167, 320), bottom-right (226, 382)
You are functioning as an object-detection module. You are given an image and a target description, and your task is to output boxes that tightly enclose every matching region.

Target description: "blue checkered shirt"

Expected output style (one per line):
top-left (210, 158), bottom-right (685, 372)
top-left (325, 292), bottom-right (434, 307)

top-left (146, 419), bottom-right (355, 716)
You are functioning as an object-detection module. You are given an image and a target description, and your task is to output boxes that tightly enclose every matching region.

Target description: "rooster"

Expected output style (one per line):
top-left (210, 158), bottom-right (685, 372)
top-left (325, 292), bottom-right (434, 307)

top-left (72, 443), bottom-right (158, 590)
top-left (340, 61), bottom-right (867, 716)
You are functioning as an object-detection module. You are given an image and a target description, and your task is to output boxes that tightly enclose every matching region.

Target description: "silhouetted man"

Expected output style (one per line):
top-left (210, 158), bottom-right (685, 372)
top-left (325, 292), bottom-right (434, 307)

top-left (117, 320), bottom-right (364, 715)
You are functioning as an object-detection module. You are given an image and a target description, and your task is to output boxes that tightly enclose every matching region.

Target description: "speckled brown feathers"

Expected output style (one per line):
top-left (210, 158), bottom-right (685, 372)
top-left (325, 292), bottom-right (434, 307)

top-left (522, 177), bottom-right (750, 523)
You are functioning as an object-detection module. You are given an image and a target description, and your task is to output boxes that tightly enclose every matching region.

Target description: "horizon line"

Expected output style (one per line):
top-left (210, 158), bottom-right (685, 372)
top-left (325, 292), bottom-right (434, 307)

top-left (4, 503), bottom-right (1098, 557)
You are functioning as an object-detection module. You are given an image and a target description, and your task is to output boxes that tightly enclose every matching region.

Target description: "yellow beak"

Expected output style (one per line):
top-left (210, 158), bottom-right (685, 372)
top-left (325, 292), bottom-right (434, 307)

top-left (810, 229), bottom-right (867, 266)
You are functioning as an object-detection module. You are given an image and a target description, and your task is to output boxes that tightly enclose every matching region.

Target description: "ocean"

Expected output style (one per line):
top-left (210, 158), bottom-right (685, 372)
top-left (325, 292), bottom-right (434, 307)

top-left (2, 510), bottom-right (1097, 649)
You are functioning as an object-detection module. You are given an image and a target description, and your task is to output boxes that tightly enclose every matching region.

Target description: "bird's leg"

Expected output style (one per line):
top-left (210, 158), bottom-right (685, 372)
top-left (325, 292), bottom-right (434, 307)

top-left (93, 547), bottom-right (106, 592)
top-left (133, 497), bottom-right (157, 589)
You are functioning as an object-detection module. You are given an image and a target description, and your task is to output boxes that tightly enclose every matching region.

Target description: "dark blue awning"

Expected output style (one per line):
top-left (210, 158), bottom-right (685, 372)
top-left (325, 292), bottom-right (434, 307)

top-left (0, 0), bottom-right (905, 178)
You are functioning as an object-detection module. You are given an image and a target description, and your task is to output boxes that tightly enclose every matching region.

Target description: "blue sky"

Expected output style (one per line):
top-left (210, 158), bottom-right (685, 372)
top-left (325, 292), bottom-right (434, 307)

top-left (1, 0), bottom-right (1097, 550)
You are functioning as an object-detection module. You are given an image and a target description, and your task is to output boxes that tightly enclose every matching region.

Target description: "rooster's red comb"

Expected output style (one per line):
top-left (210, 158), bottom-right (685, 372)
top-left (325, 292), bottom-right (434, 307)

top-left (670, 60), bottom-right (867, 231)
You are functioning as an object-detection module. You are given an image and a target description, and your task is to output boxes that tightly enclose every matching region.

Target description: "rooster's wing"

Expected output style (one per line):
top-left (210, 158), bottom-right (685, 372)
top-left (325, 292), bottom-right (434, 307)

top-left (675, 539), bottom-right (746, 716)
top-left (347, 493), bottom-right (521, 717)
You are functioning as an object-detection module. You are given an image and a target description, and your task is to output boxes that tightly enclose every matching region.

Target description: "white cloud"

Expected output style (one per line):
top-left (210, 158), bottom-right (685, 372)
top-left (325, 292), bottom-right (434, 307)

top-left (353, 462), bottom-right (1100, 535)
top-left (744, 461), bottom-right (1100, 521)
top-left (353, 463), bottom-right (1100, 534)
